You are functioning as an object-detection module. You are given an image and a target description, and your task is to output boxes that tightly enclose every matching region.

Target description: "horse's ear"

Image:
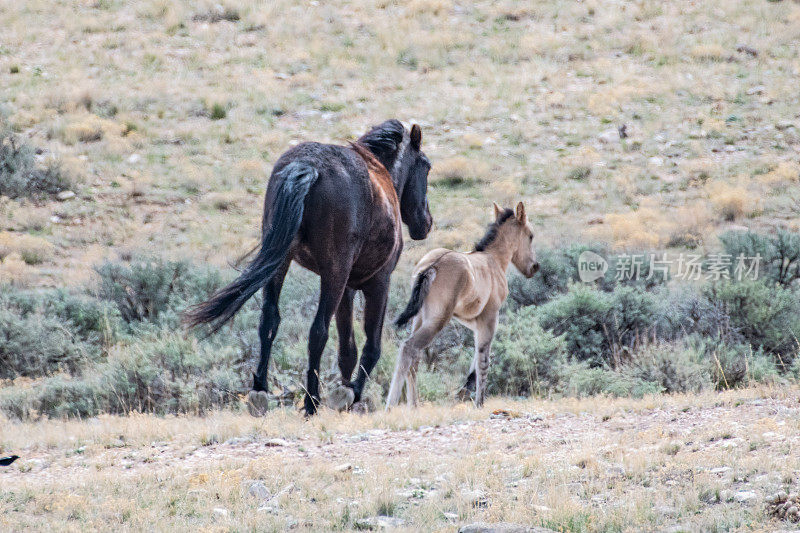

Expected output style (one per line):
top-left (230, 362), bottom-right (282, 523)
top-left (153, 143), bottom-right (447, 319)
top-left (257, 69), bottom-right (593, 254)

top-left (410, 124), bottom-right (422, 150)
top-left (493, 202), bottom-right (503, 219)
top-left (515, 201), bottom-right (526, 222)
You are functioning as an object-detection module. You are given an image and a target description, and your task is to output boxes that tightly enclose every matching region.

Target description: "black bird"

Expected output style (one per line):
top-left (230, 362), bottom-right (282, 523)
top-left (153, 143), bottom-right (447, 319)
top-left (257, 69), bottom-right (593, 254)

top-left (0, 455), bottom-right (19, 466)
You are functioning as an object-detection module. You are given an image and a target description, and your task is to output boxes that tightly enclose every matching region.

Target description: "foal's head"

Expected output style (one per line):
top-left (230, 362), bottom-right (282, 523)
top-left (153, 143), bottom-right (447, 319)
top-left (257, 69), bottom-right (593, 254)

top-left (358, 120), bottom-right (433, 240)
top-left (491, 201), bottom-right (539, 278)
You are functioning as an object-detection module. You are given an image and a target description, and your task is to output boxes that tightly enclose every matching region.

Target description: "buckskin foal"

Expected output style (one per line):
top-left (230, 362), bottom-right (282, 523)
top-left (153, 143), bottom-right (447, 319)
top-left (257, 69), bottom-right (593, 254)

top-left (387, 202), bottom-right (538, 409)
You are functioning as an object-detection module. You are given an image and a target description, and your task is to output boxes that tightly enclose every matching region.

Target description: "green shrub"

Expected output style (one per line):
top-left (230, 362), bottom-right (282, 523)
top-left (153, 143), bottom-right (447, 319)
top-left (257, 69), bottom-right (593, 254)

top-left (557, 361), bottom-right (661, 398)
top-left (684, 336), bottom-right (779, 389)
top-left (0, 129), bottom-right (72, 199)
top-left (537, 284), bottom-right (658, 366)
top-left (537, 284), bottom-right (611, 364)
top-left (508, 244), bottom-right (668, 308)
top-left (489, 306), bottom-right (567, 396)
top-left (100, 334), bottom-right (243, 415)
top-left (702, 280), bottom-right (800, 365)
top-left (720, 230), bottom-right (800, 287)
top-left (0, 332), bottom-right (246, 419)
top-left (0, 287), bottom-right (115, 380)
top-left (95, 257), bottom-right (223, 325)
top-left (623, 342), bottom-right (710, 394)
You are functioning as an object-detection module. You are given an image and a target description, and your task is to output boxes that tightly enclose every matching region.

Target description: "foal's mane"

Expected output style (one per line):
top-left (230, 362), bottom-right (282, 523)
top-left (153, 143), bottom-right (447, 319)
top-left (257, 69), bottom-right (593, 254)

top-left (473, 208), bottom-right (515, 252)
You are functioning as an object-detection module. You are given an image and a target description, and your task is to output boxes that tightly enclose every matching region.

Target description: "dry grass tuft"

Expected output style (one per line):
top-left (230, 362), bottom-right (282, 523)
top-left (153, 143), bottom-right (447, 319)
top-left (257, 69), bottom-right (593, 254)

top-left (758, 161), bottom-right (800, 187)
top-left (431, 157), bottom-right (489, 187)
top-left (690, 44), bottom-right (729, 62)
top-left (0, 232), bottom-right (55, 265)
top-left (706, 181), bottom-right (756, 221)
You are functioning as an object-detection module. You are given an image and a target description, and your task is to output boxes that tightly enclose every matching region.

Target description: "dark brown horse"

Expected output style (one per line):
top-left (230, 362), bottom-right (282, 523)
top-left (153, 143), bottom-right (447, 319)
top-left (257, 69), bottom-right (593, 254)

top-left (185, 120), bottom-right (432, 416)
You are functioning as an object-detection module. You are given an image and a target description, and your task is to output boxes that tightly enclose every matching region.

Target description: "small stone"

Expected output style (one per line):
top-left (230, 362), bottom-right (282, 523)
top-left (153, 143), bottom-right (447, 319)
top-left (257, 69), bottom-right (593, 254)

top-left (56, 190), bottom-right (75, 201)
top-left (598, 129), bottom-right (618, 144)
top-left (127, 153), bottom-right (141, 164)
top-left (746, 85), bottom-right (766, 95)
top-left (354, 516), bottom-right (405, 529)
top-left (648, 156), bottom-right (663, 167)
top-left (212, 508), bottom-right (229, 518)
top-left (710, 467), bottom-right (732, 475)
top-left (735, 44), bottom-right (758, 57)
top-left (776, 121), bottom-right (794, 131)
top-left (607, 464), bottom-right (626, 477)
top-left (458, 523), bottom-right (555, 533)
top-left (463, 489), bottom-right (489, 508)
top-left (246, 480), bottom-right (270, 500)
top-left (265, 438), bottom-right (291, 447)
top-left (334, 463), bottom-right (353, 473)
top-left (734, 490), bottom-right (757, 503)
top-left (443, 512), bottom-right (459, 521)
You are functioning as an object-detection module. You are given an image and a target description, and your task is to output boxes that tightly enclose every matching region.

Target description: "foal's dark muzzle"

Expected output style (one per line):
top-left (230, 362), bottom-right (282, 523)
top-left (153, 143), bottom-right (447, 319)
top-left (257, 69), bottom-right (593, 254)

top-left (526, 261), bottom-right (540, 278)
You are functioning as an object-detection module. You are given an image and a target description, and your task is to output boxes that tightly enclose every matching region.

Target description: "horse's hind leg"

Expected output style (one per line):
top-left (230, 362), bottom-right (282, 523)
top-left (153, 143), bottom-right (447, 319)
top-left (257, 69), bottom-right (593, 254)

top-left (336, 288), bottom-right (358, 382)
top-left (305, 269), bottom-right (350, 416)
top-left (386, 316), bottom-right (444, 409)
top-left (326, 288), bottom-right (357, 411)
top-left (248, 257), bottom-right (291, 416)
top-left (472, 316), bottom-right (498, 408)
top-left (350, 277), bottom-right (390, 404)
top-left (406, 358), bottom-right (420, 407)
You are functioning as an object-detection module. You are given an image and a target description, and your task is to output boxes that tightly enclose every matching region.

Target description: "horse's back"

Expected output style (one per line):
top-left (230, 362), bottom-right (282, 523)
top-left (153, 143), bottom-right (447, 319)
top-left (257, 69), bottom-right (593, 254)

top-left (267, 141), bottom-right (402, 283)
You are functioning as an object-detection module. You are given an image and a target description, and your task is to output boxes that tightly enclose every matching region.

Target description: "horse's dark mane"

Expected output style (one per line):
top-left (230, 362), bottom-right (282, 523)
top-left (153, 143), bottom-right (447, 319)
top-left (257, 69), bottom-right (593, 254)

top-left (357, 119), bottom-right (405, 168)
top-left (474, 208), bottom-right (515, 252)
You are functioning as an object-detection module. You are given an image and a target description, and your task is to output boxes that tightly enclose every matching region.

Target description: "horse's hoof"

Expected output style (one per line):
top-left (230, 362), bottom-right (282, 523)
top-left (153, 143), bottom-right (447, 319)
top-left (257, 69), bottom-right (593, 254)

top-left (303, 395), bottom-right (319, 417)
top-left (247, 390), bottom-right (269, 417)
top-left (351, 397), bottom-right (375, 415)
top-left (325, 385), bottom-right (355, 412)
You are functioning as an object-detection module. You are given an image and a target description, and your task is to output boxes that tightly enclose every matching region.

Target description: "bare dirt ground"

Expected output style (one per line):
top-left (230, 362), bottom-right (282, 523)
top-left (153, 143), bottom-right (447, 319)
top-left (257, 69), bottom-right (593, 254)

top-left (2, 386), bottom-right (800, 531)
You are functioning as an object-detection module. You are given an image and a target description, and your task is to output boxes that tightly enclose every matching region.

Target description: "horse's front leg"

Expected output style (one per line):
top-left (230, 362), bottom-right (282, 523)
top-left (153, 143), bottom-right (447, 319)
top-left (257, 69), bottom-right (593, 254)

top-left (350, 278), bottom-right (390, 403)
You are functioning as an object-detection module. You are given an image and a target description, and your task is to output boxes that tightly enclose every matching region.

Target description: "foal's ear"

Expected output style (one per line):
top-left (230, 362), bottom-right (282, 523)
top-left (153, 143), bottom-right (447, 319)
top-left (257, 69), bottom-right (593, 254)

top-left (493, 202), bottom-right (503, 219)
top-left (410, 124), bottom-right (422, 150)
top-left (515, 201), bottom-right (526, 222)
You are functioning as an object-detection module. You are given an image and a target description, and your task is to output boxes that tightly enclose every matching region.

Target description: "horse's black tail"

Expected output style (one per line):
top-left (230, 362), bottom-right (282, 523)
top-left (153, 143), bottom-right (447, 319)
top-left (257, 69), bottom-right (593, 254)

top-left (395, 267), bottom-right (436, 328)
top-left (183, 162), bottom-right (318, 333)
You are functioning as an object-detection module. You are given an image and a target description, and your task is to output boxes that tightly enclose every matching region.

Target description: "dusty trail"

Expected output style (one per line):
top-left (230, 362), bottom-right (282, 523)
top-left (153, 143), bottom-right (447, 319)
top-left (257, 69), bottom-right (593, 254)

top-left (2, 388), bottom-right (800, 531)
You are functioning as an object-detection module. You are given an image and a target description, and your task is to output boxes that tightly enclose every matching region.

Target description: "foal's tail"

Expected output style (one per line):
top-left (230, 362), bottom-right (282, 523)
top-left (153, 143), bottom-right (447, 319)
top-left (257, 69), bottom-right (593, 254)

top-left (183, 162), bottom-right (318, 333)
top-left (395, 267), bottom-right (436, 328)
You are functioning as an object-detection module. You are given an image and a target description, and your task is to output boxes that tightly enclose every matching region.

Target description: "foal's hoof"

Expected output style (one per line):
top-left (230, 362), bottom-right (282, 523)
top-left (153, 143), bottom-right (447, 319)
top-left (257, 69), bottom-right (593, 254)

top-left (455, 387), bottom-right (473, 403)
top-left (246, 390), bottom-right (269, 417)
top-left (325, 385), bottom-right (355, 412)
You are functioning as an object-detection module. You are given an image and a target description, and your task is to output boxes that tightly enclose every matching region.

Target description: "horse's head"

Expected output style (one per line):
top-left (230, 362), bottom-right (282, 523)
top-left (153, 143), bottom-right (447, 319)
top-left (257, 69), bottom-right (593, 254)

top-left (358, 120), bottom-right (433, 240)
top-left (498, 201), bottom-right (539, 278)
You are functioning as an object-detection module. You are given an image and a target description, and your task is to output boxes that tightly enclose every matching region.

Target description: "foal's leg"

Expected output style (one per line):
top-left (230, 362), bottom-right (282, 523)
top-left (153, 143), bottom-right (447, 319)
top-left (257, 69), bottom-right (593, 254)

top-left (336, 288), bottom-right (358, 382)
top-left (386, 316), bottom-right (446, 409)
top-left (248, 258), bottom-right (291, 416)
top-left (305, 270), bottom-right (349, 416)
top-left (472, 317), bottom-right (497, 408)
top-left (406, 358), bottom-right (420, 407)
top-left (350, 278), bottom-right (390, 403)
